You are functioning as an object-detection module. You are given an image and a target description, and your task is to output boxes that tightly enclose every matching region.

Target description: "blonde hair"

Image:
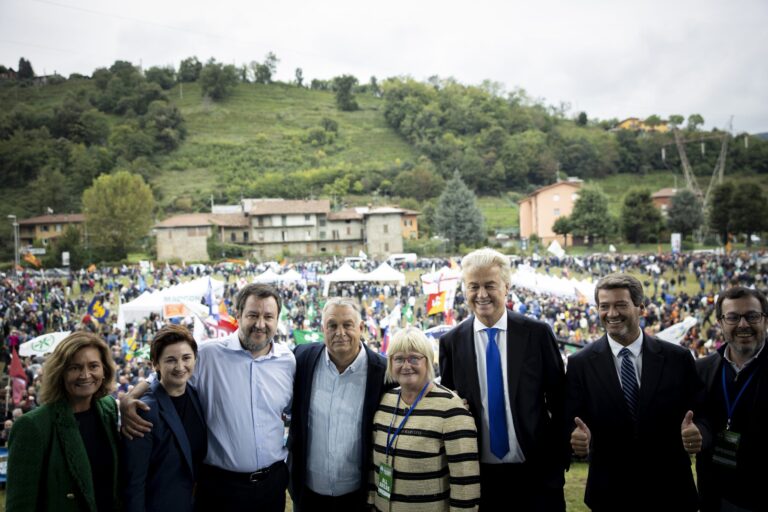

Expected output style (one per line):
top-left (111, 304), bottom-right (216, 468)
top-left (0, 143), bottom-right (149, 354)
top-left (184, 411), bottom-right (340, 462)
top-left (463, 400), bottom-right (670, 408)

top-left (461, 247), bottom-right (512, 286)
top-left (39, 331), bottom-right (116, 405)
top-left (385, 327), bottom-right (436, 384)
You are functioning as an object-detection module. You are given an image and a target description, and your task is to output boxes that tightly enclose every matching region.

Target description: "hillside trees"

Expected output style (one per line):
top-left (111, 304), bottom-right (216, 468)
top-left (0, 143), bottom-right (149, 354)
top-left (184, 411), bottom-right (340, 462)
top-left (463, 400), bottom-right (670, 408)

top-left (392, 158), bottom-right (445, 201)
top-left (200, 59), bottom-right (239, 100)
top-left (569, 187), bottom-right (613, 247)
top-left (251, 52), bottom-right (279, 84)
top-left (667, 190), bottom-right (704, 239)
top-left (708, 182), bottom-right (734, 244)
top-left (552, 216), bottom-right (573, 247)
top-left (434, 171), bottom-right (485, 251)
top-left (82, 171), bottom-right (154, 260)
top-left (17, 57), bottom-right (34, 80)
top-left (729, 183), bottom-right (768, 246)
top-left (178, 56), bottom-right (202, 82)
top-left (145, 66), bottom-right (176, 89)
top-left (334, 75), bottom-right (359, 111)
top-left (620, 190), bottom-right (663, 245)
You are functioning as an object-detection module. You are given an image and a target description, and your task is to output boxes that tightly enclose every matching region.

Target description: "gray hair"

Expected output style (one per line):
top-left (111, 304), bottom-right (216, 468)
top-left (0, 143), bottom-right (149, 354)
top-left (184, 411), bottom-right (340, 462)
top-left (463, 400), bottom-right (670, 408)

top-left (461, 247), bottom-right (512, 286)
top-left (385, 327), bottom-right (436, 384)
top-left (322, 297), bottom-right (362, 324)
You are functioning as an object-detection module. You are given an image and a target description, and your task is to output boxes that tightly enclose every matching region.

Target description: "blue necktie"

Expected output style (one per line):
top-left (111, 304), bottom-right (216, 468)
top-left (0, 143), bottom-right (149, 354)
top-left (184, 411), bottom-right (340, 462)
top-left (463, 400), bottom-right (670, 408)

top-left (619, 347), bottom-right (640, 421)
top-left (486, 328), bottom-right (509, 459)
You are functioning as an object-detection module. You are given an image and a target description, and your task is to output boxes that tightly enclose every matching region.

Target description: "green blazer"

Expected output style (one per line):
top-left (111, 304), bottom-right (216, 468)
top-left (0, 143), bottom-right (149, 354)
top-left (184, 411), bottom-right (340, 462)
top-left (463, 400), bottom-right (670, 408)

top-left (6, 396), bottom-right (119, 512)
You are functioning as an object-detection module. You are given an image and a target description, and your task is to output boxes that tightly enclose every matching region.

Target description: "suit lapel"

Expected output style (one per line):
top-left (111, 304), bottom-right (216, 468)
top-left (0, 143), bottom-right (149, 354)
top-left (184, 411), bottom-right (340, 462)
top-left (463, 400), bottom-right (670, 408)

top-left (639, 334), bottom-right (664, 415)
top-left (54, 400), bottom-right (96, 511)
top-left (154, 382), bottom-right (195, 476)
top-left (588, 336), bottom-right (628, 416)
top-left (505, 311), bottom-right (527, 411)
top-left (460, 318), bottom-right (483, 409)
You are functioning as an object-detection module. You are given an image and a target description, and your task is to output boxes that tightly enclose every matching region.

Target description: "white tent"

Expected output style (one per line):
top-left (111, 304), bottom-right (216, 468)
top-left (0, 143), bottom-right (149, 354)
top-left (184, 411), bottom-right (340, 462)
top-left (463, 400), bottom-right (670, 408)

top-left (320, 263), bottom-right (370, 296)
top-left (278, 269), bottom-right (304, 283)
top-left (365, 263), bottom-right (406, 285)
top-left (252, 268), bottom-right (281, 283)
top-left (511, 265), bottom-right (595, 304)
top-left (119, 277), bottom-right (225, 325)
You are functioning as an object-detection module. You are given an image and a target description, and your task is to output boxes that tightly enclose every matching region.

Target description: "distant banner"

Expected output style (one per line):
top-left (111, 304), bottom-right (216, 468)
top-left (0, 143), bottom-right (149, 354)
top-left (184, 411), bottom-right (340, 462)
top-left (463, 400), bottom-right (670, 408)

top-left (426, 292), bottom-right (446, 315)
top-left (88, 296), bottom-right (109, 323)
top-left (294, 330), bottom-right (324, 345)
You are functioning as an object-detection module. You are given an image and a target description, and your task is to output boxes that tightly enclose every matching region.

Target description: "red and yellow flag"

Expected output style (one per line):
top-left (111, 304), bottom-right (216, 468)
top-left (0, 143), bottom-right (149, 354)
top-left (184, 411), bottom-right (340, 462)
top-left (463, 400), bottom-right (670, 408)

top-left (427, 291), bottom-right (447, 315)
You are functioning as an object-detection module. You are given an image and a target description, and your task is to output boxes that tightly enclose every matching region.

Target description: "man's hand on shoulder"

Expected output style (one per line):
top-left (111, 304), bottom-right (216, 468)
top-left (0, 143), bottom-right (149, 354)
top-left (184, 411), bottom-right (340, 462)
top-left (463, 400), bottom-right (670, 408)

top-left (120, 380), bottom-right (153, 439)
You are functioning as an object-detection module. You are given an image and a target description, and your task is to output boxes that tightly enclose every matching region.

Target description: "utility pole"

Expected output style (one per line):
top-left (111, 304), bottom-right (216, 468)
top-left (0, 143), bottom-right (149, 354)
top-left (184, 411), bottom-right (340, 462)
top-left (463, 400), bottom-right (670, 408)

top-left (7, 214), bottom-right (19, 281)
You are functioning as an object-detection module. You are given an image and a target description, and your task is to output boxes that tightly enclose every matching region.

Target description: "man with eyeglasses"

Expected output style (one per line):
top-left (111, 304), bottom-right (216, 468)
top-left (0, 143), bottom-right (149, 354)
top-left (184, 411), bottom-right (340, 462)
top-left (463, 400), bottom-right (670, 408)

top-left (288, 297), bottom-right (392, 511)
top-left (696, 286), bottom-right (768, 512)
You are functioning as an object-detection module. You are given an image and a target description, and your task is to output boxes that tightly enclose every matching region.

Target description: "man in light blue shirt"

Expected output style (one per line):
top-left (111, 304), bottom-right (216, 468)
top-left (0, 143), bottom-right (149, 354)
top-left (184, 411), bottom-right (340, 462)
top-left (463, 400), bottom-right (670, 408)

top-left (122, 283), bottom-right (295, 512)
top-left (289, 297), bottom-right (390, 511)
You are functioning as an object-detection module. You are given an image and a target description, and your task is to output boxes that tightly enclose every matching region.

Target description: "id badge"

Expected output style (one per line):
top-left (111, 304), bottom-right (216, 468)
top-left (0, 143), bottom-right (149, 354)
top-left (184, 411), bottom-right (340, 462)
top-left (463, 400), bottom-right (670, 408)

top-left (377, 462), bottom-right (393, 499)
top-left (712, 430), bottom-right (741, 469)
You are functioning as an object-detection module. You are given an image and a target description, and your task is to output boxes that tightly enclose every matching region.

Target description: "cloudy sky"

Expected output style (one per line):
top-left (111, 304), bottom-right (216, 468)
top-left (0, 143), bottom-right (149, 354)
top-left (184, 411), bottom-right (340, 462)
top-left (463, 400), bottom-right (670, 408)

top-left (2, 0), bottom-right (766, 133)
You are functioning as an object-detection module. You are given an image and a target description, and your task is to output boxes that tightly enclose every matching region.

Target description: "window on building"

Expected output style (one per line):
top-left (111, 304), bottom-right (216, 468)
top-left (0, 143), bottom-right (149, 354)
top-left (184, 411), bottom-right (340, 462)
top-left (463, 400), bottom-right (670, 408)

top-left (383, 224), bottom-right (389, 234)
top-left (319, 218), bottom-right (326, 227)
top-left (258, 232), bottom-right (264, 242)
top-left (554, 208), bottom-right (560, 217)
top-left (282, 215), bottom-right (287, 226)
top-left (188, 227), bottom-right (196, 236)
top-left (168, 231), bottom-right (173, 239)
top-left (572, 193), bottom-right (579, 201)
top-left (41, 225), bottom-right (49, 232)
top-left (553, 194), bottom-right (560, 202)
top-left (305, 214), bottom-right (310, 221)
top-left (258, 217), bottom-right (264, 227)
top-left (282, 231), bottom-right (286, 241)
top-left (320, 231), bottom-right (326, 239)
top-left (56, 224), bottom-right (62, 232)
top-left (346, 226), bottom-right (351, 235)
top-left (231, 232), bottom-right (236, 242)
top-left (243, 231), bottom-right (248, 242)
top-left (385, 243), bottom-right (389, 252)
top-left (332, 230), bottom-right (339, 240)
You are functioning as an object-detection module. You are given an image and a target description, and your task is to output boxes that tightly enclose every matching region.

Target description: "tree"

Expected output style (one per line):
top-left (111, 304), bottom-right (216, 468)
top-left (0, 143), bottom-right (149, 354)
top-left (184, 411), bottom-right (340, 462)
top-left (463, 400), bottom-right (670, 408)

top-left (145, 66), bottom-right (176, 90)
top-left (178, 57), bottom-right (202, 82)
top-left (369, 76), bottom-right (381, 96)
top-left (434, 171), bottom-right (485, 251)
top-left (687, 114), bottom-right (705, 132)
top-left (708, 182), bottom-right (734, 244)
top-left (199, 60), bottom-right (238, 100)
top-left (17, 57), bottom-right (34, 80)
top-left (576, 112), bottom-right (588, 126)
top-left (569, 187), bottom-right (613, 247)
top-left (620, 189), bottom-right (663, 245)
top-left (82, 170), bottom-right (154, 260)
top-left (644, 114), bottom-right (663, 127)
top-left (667, 190), bottom-right (704, 239)
top-left (730, 183), bottom-right (768, 246)
top-left (392, 159), bottom-right (445, 201)
top-left (668, 114), bottom-right (685, 127)
top-left (552, 216), bottom-right (573, 247)
top-left (294, 68), bottom-right (303, 87)
top-left (333, 75), bottom-right (359, 111)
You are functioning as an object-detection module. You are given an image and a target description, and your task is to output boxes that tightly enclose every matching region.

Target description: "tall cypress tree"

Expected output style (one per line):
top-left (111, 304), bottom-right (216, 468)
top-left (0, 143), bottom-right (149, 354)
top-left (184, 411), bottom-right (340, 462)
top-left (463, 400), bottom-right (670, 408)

top-left (434, 171), bottom-right (485, 252)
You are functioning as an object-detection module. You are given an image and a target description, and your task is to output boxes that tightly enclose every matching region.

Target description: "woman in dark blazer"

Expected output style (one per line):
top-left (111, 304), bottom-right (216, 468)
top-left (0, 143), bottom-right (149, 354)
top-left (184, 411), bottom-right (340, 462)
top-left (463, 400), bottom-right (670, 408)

top-left (6, 331), bottom-right (119, 512)
top-left (121, 324), bottom-right (207, 512)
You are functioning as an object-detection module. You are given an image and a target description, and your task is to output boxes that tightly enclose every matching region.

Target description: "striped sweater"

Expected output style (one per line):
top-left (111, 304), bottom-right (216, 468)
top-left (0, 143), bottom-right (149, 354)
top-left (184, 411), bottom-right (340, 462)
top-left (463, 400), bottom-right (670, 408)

top-left (369, 384), bottom-right (480, 512)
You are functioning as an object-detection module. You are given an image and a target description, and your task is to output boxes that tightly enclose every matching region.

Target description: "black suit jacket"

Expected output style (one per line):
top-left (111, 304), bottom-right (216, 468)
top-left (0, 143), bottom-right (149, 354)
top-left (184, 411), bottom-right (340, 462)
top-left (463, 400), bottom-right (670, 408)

top-left (121, 380), bottom-right (207, 512)
top-left (439, 310), bottom-right (567, 505)
top-left (695, 343), bottom-right (768, 511)
top-left (565, 333), bottom-right (699, 512)
top-left (288, 341), bottom-right (391, 507)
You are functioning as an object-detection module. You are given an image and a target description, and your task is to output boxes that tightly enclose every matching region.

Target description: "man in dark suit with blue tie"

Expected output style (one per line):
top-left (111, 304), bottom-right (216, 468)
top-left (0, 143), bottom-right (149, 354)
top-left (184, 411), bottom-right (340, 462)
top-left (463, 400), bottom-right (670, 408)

top-left (439, 248), bottom-right (568, 511)
top-left (566, 273), bottom-right (702, 512)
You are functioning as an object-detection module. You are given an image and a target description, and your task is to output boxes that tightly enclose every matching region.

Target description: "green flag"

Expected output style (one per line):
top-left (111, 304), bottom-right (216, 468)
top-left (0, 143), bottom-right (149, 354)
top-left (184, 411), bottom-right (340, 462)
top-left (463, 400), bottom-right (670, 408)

top-left (403, 304), bottom-right (413, 323)
top-left (294, 330), bottom-right (324, 345)
top-left (306, 303), bottom-right (317, 323)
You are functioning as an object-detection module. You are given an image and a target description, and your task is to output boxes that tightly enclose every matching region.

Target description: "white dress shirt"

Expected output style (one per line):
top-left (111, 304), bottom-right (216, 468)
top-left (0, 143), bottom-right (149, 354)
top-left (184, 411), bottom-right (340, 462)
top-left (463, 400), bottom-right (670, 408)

top-left (306, 344), bottom-right (367, 495)
top-left (189, 332), bottom-right (295, 472)
top-left (473, 315), bottom-right (526, 464)
top-left (608, 331), bottom-right (643, 387)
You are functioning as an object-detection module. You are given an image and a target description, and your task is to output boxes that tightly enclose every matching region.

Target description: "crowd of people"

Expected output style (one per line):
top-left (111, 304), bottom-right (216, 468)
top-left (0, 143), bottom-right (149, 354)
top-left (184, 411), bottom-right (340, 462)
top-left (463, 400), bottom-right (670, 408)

top-left (1, 247), bottom-right (767, 511)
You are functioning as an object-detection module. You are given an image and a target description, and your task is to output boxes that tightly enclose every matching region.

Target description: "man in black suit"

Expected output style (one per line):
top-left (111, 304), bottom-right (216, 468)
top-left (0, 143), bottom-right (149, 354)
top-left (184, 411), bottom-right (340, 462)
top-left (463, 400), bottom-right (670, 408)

top-left (288, 297), bottom-right (390, 512)
top-left (695, 286), bottom-right (768, 512)
top-left (566, 273), bottom-right (701, 512)
top-left (439, 248), bottom-right (567, 511)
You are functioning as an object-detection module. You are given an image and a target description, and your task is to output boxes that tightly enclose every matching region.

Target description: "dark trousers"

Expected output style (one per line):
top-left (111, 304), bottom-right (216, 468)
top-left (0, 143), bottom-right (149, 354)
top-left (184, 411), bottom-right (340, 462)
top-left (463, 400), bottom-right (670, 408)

top-left (294, 486), bottom-right (367, 512)
top-left (196, 462), bottom-right (288, 512)
top-left (480, 462), bottom-right (564, 512)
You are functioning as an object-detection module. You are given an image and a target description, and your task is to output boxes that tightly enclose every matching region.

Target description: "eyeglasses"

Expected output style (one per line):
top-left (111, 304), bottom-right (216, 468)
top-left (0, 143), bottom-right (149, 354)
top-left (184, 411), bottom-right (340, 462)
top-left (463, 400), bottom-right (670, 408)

top-left (719, 312), bottom-right (767, 325)
top-left (392, 355), bottom-right (426, 366)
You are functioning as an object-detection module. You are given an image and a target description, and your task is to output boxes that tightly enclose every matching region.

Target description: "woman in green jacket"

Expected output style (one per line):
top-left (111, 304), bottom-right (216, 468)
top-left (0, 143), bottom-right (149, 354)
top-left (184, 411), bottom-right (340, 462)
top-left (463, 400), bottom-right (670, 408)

top-left (6, 331), bottom-right (119, 512)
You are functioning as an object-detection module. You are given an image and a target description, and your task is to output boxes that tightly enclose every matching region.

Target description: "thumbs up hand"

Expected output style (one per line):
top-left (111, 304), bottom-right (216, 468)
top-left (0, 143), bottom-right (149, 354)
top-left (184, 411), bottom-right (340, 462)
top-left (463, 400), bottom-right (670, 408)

top-left (570, 417), bottom-right (591, 457)
top-left (681, 410), bottom-right (702, 454)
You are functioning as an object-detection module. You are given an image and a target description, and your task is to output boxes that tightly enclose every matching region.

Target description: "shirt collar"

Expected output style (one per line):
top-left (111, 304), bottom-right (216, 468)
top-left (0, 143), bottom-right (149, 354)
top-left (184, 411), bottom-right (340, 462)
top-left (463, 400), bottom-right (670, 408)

top-left (323, 341), bottom-right (366, 374)
top-left (473, 312), bottom-right (507, 333)
top-left (724, 339), bottom-right (766, 372)
top-left (608, 330), bottom-right (643, 358)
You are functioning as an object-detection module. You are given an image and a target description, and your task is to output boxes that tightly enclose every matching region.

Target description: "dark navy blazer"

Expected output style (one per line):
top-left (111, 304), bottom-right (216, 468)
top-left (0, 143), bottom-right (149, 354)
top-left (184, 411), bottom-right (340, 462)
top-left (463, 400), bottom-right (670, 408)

top-left (121, 380), bottom-right (207, 512)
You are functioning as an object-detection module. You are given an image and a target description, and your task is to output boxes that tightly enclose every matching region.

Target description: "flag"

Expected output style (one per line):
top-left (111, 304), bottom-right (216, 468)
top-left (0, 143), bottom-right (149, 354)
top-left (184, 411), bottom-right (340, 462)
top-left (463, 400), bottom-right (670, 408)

top-left (162, 303), bottom-right (189, 319)
top-left (381, 326), bottom-right (390, 355)
top-left (10, 347), bottom-right (28, 385)
top-left (87, 264), bottom-right (96, 272)
top-left (138, 275), bottom-right (147, 293)
top-left (205, 277), bottom-right (218, 320)
top-left (306, 303), bottom-right (317, 324)
top-left (293, 330), bottom-right (324, 345)
top-left (133, 345), bottom-right (150, 360)
top-left (427, 291), bottom-right (446, 315)
top-left (23, 252), bottom-right (42, 268)
top-left (403, 304), bottom-right (413, 324)
top-left (123, 328), bottom-right (138, 361)
top-left (88, 296), bottom-right (109, 323)
top-left (387, 304), bottom-right (402, 328)
top-left (656, 316), bottom-right (698, 345)
top-left (366, 316), bottom-right (378, 338)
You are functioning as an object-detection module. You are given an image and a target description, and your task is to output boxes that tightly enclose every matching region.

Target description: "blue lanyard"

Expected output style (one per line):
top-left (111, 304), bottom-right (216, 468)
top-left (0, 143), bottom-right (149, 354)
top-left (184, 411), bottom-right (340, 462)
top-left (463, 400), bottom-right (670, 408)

top-left (386, 382), bottom-right (430, 457)
top-left (721, 364), bottom-right (756, 430)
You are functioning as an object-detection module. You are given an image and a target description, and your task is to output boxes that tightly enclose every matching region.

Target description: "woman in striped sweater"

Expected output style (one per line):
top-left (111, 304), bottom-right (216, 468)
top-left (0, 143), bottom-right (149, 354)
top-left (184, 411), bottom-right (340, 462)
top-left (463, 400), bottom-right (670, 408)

top-left (369, 327), bottom-right (480, 512)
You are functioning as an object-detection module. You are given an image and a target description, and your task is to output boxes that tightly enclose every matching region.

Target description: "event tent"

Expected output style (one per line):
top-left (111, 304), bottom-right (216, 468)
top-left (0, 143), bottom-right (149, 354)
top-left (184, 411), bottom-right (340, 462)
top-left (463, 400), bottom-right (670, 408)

top-left (364, 263), bottom-right (406, 285)
top-left (252, 268), bottom-right (282, 283)
top-left (119, 277), bottom-right (225, 326)
top-left (278, 269), bottom-right (304, 282)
